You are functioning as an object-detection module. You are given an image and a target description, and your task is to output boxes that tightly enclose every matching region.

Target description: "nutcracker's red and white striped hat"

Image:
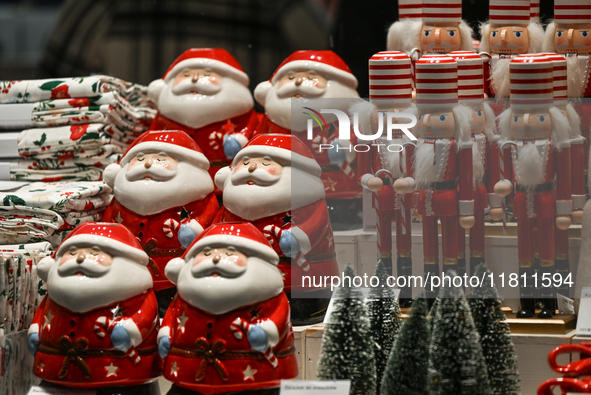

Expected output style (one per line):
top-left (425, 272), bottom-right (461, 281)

top-left (181, 222), bottom-right (279, 265)
top-left (510, 54), bottom-right (555, 110)
top-left (368, 51), bottom-right (413, 107)
top-left (554, 0), bottom-right (591, 25)
top-left (54, 223), bottom-right (149, 266)
top-left (422, 0), bottom-right (462, 23)
top-left (530, 0), bottom-right (540, 21)
top-left (538, 53), bottom-right (568, 107)
top-left (232, 134), bottom-right (321, 176)
top-left (489, 0), bottom-right (531, 26)
top-left (118, 130), bottom-right (209, 169)
top-left (415, 54), bottom-right (458, 109)
top-left (448, 51), bottom-right (485, 104)
top-left (398, 0), bottom-right (422, 20)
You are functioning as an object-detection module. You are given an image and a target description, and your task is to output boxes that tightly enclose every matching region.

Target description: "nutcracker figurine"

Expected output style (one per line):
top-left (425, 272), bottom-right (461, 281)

top-left (102, 130), bottom-right (219, 314)
top-left (530, 0), bottom-right (540, 22)
top-left (158, 222), bottom-right (298, 394)
top-left (494, 55), bottom-right (573, 318)
top-left (214, 134), bottom-right (339, 325)
top-left (479, 0), bottom-right (545, 98)
top-left (448, 51), bottom-right (501, 277)
top-left (543, 0), bottom-right (591, 98)
top-left (355, 51), bottom-right (417, 306)
top-left (253, 50), bottom-right (362, 229)
top-left (28, 223), bottom-right (161, 389)
top-left (393, 55), bottom-right (475, 300)
top-left (147, 48), bottom-right (259, 192)
top-left (386, 0), bottom-right (424, 55)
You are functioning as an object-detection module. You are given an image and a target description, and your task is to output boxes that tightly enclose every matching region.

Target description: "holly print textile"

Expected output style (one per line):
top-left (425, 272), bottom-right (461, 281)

top-left (0, 76), bottom-right (150, 105)
top-left (11, 154), bottom-right (119, 171)
top-left (10, 154), bottom-right (120, 182)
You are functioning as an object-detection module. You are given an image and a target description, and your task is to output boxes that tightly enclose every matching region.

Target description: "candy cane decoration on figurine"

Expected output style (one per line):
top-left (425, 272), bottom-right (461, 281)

top-left (230, 318), bottom-right (279, 368)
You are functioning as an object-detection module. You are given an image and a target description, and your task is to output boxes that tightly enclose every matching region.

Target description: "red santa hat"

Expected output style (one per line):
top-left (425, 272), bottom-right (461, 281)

top-left (489, 0), bottom-right (531, 26)
top-left (53, 222), bottom-right (149, 266)
top-left (181, 222), bottom-right (278, 265)
top-left (554, 0), bottom-right (591, 25)
top-left (369, 51), bottom-right (413, 107)
top-left (398, 0), bottom-right (422, 20)
top-left (510, 54), bottom-right (554, 110)
top-left (448, 51), bottom-right (485, 104)
top-left (422, 0), bottom-right (462, 24)
top-left (268, 51), bottom-right (358, 89)
top-left (415, 54), bottom-right (459, 109)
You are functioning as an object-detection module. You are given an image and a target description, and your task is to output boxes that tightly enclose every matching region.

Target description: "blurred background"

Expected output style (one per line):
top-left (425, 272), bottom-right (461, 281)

top-left (1, 0), bottom-right (556, 98)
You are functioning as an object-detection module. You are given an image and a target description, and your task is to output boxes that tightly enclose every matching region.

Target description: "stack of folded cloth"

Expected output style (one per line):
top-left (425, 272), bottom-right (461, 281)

top-left (0, 76), bottom-right (156, 182)
top-left (0, 242), bottom-right (52, 335)
top-left (0, 180), bottom-right (112, 246)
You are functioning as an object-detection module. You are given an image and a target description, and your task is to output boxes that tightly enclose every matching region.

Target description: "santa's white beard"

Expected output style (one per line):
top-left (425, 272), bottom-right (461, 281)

top-left (46, 257), bottom-right (153, 313)
top-left (472, 140), bottom-right (485, 184)
top-left (491, 57), bottom-right (511, 98)
top-left (176, 257), bottom-right (284, 315)
top-left (114, 162), bottom-right (213, 216)
top-left (222, 166), bottom-right (325, 221)
top-left (263, 80), bottom-right (359, 131)
top-left (414, 141), bottom-right (437, 188)
top-left (515, 143), bottom-right (545, 188)
top-left (157, 77), bottom-right (254, 129)
top-left (566, 55), bottom-right (588, 98)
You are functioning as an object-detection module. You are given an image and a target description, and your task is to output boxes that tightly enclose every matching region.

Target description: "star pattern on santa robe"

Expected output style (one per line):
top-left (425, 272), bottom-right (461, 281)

top-left (38, 362), bottom-right (44, 372)
top-left (250, 306), bottom-right (261, 319)
top-left (170, 361), bottom-right (180, 377)
top-left (177, 311), bottom-right (189, 333)
top-left (105, 363), bottom-right (119, 377)
top-left (323, 177), bottom-right (337, 191)
top-left (281, 213), bottom-right (293, 227)
top-left (43, 310), bottom-right (53, 330)
top-left (222, 120), bottom-right (236, 134)
top-left (243, 364), bottom-right (257, 381)
top-left (179, 207), bottom-right (190, 222)
top-left (114, 211), bottom-right (123, 224)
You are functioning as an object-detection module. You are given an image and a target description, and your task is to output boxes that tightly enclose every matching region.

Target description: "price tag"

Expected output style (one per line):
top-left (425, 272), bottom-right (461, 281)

top-left (576, 287), bottom-right (591, 336)
top-left (557, 293), bottom-right (575, 315)
top-left (28, 386), bottom-right (96, 395)
top-left (280, 380), bottom-right (351, 394)
top-left (323, 287), bottom-right (400, 324)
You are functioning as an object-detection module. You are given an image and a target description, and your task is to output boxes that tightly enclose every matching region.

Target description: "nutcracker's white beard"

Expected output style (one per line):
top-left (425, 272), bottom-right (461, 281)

top-left (566, 103), bottom-right (583, 139)
top-left (414, 141), bottom-right (437, 188)
top-left (222, 166), bottom-right (325, 221)
top-left (491, 58), bottom-right (512, 99)
top-left (381, 143), bottom-right (403, 179)
top-left (263, 80), bottom-right (359, 131)
top-left (157, 77), bottom-right (253, 129)
top-left (566, 55), bottom-right (588, 98)
top-left (515, 143), bottom-right (545, 188)
top-left (472, 141), bottom-right (485, 184)
top-left (387, 19), bottom-right (423, 55)
top-left (176, 256), bottom-right (284, 314)
top-left (46, 257), bottom-right (153, 313)
top-left (114, 162), bottom-right (213, 216)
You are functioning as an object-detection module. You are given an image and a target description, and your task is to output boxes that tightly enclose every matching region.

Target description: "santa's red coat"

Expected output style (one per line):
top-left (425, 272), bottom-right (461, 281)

top-left (31, 291), bottom-right (161, 388)
top-left (103, 195), bottom-right (219, 291)
top-left (215, 199), bottom-right (339, 292)
top-left (161, 293), bottom-right (298, 394)
top-left (254, 115), bottom-right (361, 199)
top-left (150, 110), bottom-right (259, 193)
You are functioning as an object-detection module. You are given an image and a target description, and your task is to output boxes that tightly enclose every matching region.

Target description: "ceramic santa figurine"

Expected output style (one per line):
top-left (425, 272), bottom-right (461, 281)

top-left (386, 0), bottom-right (424, 56)
top-left (448, 51), bottom-right (501, 277)
top-left (393, 55), bottom-right (474, 300)
top-left (102, 130), bottom-right (219, 313)
top-left (158, 222), bottom-right (298, 394)
top-left (148, 48), bottom-right (259, 191)
top-left (253, 50), bottom-right (362, 229)
top-left (27, 223), bottom-right (161, 389)
top-left (494, 55), bottom-right (573, 318)
top-left (214, 134), bottom-right (339, 325)
top-left (479, 0), bottom-right (545, 98)
top-left (543, 0), bottom-right (591, 98)
top-left (354, 51), bottom-right (417, 306)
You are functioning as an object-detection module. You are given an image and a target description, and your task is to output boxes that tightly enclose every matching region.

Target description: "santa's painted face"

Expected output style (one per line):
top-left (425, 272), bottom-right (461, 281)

top-left (490, 26), bottom-right (529, 55)
top-left (277, 72), bottom-right (327, 98)
top-left (126, 152), bottom-right (178, 182)
top-left (417, 111), bottom-right (456, 138)
top-left (232, 156), bottom-right (284, 186)
top-left (470, 104), bottom-right (485, 134)
top-left (171, 68), bottom-right (222, 96)
top-left (421, 23), bottom-right (462, 53)
top-left (555, 24), bottom-right (591, 55)
top-left (59, 246), bottom-right (113, 277)
top-left (191, 246), bottom-right (248, 278)
top-left (510, 110), bottom-right (552, 140)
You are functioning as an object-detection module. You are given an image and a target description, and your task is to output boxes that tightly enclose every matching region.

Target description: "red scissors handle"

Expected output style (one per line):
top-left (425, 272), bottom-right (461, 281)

top-left (548, 344), bottom-right (591, 376)
top-left (538, 377), bottom-right (591, 395)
